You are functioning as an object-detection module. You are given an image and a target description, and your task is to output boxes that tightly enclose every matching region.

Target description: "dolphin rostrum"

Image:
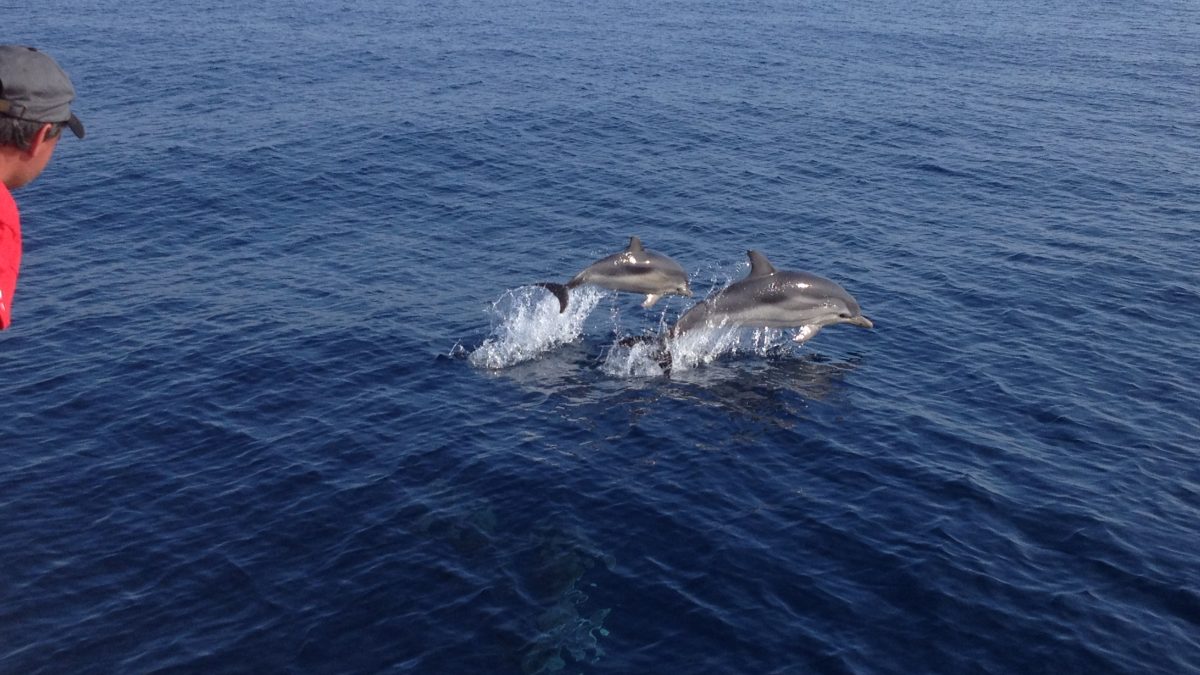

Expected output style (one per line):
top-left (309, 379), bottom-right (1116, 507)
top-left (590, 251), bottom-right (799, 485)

top-left (536, 236), bottom-right (692, 313)
top-left (669, 250), bottom-right (873, 343)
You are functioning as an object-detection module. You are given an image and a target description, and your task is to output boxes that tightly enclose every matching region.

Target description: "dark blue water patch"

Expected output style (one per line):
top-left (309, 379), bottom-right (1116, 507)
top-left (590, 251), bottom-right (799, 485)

top-left (6, 0), bottom-right (1200, 673)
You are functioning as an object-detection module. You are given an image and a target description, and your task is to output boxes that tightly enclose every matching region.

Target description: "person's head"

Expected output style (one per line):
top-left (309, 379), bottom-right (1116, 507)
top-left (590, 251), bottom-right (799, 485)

top-left (0, 45), bottom-right (84, 188)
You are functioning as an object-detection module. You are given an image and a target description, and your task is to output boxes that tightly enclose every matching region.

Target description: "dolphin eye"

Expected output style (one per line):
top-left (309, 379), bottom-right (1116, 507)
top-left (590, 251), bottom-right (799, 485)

top-left (838, 312), bottom-right (851, 319)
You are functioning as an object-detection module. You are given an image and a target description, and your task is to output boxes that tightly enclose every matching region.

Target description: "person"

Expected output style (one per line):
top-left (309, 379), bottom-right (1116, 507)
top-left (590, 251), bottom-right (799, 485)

top-left (0, 45), bottom-right (84, 330)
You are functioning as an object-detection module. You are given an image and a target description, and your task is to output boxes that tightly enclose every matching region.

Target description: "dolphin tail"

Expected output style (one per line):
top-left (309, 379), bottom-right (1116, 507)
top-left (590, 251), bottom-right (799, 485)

top-left (534, 282), bottom-right (571, 313)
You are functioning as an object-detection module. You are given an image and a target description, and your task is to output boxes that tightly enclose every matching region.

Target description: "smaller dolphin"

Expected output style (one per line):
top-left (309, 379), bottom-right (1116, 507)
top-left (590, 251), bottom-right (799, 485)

top-left (669, 250), bottom-right (873, 343)
top-left (536, 236), bottom-right (692, 313)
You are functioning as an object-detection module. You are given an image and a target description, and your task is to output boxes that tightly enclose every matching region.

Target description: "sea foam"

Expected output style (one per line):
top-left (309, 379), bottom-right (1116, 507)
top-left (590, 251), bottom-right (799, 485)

top-left (468, 286), bottom-right (605, 369)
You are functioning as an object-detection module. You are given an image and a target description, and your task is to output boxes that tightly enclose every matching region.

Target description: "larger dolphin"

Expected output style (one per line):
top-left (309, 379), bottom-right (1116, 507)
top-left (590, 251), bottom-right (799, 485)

top-left (669, 250), bottom-right (873, 343)
top-left (536, 236), bottom-right (692, 313)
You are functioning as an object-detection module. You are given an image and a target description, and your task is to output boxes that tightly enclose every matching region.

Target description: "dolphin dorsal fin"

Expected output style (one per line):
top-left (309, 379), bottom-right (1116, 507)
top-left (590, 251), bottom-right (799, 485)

top-left (746, 250), bottom-right (777, 278)
top-left (627, 236), bottom-right (644, 253)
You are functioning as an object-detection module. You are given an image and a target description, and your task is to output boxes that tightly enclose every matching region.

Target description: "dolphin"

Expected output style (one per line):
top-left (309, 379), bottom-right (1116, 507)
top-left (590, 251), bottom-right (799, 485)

top-left (669, 250), bottom-right (873, 343)
top-left (536, 236), bottom-right (692, 313)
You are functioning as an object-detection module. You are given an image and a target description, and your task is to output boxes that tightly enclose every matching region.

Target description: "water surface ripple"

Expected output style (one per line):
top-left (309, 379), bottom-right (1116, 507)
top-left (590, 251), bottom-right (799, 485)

top-left (4, 0), bottom-right (1199, 673)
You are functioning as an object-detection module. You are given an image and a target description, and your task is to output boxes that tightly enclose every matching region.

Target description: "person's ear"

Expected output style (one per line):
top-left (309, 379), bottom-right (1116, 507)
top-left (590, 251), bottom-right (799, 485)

top-left (25, 123), bottom-right (55, 157)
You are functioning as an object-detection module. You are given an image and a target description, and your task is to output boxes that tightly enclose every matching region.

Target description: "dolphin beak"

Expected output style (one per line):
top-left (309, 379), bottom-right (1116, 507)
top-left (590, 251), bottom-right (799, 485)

top-left (850, 315), bottom-right (874, 329)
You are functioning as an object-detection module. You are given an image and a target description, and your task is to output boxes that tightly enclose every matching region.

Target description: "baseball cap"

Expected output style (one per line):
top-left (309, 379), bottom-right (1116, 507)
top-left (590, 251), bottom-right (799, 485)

top-left (0, 45), bottom-right (85, 139)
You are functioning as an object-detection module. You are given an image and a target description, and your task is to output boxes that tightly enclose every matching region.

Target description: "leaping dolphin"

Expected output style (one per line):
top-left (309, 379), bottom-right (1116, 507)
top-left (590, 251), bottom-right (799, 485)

top-left (536, 236), bottom-right (692, 313)
top-left (669, 250), bottom-right (873, 343)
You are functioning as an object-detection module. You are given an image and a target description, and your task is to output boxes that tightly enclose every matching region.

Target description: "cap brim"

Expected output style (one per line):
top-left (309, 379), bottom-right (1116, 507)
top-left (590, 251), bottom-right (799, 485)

top-left (66, 113), bottom-right (84, 139)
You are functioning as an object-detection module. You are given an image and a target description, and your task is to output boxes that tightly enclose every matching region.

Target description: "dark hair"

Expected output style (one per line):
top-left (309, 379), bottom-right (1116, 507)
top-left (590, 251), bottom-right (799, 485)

top-left (0, 116), bottom-right (49, 151)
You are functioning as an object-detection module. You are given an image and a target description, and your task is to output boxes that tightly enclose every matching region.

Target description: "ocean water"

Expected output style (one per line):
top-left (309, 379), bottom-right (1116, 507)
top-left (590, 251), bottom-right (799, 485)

top-left (4, 0), bottom-right (1199, 673)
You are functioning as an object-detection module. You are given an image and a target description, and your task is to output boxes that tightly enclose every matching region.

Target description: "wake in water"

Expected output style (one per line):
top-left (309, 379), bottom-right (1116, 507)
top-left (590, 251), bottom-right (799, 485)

top-left (466, 252), bottom-right (866, 376)
top-left (600, 322), bottom-right (801, 377)
top-left (466, 285), bottom-right (826, 376)
top-left (468, 286), bottom-right (606, 369)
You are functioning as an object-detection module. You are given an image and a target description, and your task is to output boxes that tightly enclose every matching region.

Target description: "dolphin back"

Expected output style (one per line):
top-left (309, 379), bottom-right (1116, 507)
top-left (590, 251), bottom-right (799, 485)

top-left (534, 236), bottom-right (691, 314)
top-left (670, 255), bottom-right (870, 337)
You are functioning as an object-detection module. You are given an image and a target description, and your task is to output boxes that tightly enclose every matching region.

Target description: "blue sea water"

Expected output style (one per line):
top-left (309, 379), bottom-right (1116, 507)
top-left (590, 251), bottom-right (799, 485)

top-left (4, 0), bottom-right (1199, 672)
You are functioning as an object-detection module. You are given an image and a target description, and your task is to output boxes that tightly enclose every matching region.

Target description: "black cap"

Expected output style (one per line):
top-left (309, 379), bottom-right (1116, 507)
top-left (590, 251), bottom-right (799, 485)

top-left (0, 45), bottom-right (84, 139)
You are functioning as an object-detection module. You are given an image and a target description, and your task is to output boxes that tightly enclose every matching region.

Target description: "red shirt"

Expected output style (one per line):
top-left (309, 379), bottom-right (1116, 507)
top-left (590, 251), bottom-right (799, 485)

top-left (0, 182), bottom-right (20, 330)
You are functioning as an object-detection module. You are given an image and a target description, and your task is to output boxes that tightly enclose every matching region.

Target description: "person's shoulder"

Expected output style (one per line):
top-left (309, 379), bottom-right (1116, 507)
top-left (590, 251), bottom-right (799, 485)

top-left (0, 181), bottom-right (15, 224)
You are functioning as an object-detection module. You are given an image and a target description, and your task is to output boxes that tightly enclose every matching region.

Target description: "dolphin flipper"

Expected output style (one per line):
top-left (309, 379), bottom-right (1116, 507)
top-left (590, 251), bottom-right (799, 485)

top-left (535, 282), bottom-right (571, 313)
top-left (792, 325), bottom-right (822, 344)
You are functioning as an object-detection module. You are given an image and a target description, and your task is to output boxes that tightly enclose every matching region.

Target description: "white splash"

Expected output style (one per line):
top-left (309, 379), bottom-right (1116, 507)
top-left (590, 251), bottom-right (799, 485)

top-left (600, 320), bottom-right (799, 377)
top-left (599, 338), bottom-right (670, 378)
top-left (468, 286), bottom-right (606, 369)
top-left (665, 321), bottom-right (748, 371)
